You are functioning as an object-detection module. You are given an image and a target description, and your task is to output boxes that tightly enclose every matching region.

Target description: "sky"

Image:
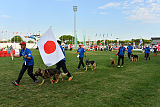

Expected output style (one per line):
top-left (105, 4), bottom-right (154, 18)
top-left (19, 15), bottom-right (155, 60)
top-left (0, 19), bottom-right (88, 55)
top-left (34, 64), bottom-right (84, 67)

top-left (0, 0), bottom-right (160, 41)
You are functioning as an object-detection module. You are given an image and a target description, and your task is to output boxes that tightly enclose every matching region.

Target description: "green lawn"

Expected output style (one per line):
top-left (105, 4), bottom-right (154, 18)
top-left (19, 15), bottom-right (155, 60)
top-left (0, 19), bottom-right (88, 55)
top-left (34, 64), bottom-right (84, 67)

top-left (0, 50), bottom-right (160, 107)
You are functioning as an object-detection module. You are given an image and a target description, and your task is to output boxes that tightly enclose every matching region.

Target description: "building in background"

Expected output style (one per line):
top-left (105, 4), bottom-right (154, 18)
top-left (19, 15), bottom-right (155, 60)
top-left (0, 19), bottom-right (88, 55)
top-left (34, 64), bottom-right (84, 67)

top-left (151, 37), bottom-right (160, 46)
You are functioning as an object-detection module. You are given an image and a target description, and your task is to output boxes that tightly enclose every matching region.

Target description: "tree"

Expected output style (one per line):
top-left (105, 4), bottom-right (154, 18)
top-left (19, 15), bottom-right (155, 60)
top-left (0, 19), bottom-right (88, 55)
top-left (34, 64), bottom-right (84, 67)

top-left (132, 39), bottom-right (140, 45)
top-left (11, 35), bottom-right (23, 43)
top-left (77, 41), bottom-right (80, 44)
top-left (8, 40), bottom-right (11, 43)
top-left (59, 35), bottom-right (75, 44)
top-left (97, 40), bottom-right (101, 45)
top-left (143, 39), bottom-right (152, 44)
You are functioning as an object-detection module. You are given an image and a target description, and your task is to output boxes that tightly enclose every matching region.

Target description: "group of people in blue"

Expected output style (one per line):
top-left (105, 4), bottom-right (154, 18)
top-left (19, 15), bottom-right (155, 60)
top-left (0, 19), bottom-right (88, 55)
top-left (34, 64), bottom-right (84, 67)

top-left (12, 41), bottom-right (73, 86)
top-left (116, 43), bottom-right (134, 67)
top-left (73, 42), bottom-right (151, 69)
top-left (116, 43), bottom-right (151, 68)
top-left (11, 41), bottom-right (151, 86)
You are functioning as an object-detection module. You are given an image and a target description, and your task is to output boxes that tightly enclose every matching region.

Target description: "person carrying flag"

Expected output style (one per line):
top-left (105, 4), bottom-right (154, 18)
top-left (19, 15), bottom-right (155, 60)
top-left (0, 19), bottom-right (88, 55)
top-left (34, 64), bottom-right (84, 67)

top-left (73, 43), bottom-right (86, 70)
top-left (127, 43), bottom-right (133, 62)
top-left (12, 42), bottom-right (38, 86)
top-left (56, 40), bottom-right (73, 81)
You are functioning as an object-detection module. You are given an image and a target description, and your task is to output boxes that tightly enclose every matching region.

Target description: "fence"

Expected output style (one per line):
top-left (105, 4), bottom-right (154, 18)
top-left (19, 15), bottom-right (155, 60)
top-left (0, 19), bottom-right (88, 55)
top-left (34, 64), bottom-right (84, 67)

top-left (0, 43), bottom-right (37, 49)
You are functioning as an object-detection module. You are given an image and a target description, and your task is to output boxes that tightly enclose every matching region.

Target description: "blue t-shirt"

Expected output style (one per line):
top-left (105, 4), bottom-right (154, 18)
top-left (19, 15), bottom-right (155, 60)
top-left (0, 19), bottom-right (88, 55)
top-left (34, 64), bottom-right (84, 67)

top-left (127, 46), bottom-right (133, 53)
top-left (119, 47), bottom-right (126, 56)
top-left (60, 45), bottom-right (65, 61)
top-left (77, 48), bottom-right (85, 58)
top-left (20, 48), bottom-right (34, 66)
top-left (145, 47), bottom-right (150, 53)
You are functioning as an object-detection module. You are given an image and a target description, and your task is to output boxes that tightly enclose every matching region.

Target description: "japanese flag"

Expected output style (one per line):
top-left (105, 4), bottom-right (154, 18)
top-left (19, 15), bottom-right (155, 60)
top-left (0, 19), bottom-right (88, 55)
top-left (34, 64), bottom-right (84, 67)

top-left (37, 27), bottom-right (65, 67)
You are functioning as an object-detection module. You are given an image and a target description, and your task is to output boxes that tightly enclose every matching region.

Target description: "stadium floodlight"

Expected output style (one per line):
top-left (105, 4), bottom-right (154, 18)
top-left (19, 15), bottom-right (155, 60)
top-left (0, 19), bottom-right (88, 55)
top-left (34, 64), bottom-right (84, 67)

top-left (73, 6), bottom-right (78, 49)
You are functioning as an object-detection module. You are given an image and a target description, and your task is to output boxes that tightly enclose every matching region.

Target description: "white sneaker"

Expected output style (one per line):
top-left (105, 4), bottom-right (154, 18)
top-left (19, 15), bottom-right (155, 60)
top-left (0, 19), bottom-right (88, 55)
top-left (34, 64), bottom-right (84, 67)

top-left (121, 66), bottom-right (123, 68)
top-left (117, 65), bottom-right (120, 68)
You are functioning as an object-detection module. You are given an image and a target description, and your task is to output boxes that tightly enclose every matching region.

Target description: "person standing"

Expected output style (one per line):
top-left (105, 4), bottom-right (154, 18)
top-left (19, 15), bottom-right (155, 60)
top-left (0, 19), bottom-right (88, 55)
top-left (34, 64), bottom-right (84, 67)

top-left (127, 43), bottom-right (133, 62)
top-left (70, 44), bottom-right (72, 51)
top-left (73, 43), bottom-right (86, 70)
top-left (109, 45), bottom-right (112, 51)
top-left (56, 40), bottom-right (73, 81)
top-left (153, 46), bottom-right (157, 56)
top-left (145, 45), bottom-right (150, 60)
top-left (100, 45), bottom-right (103, 51)
top-left (116, 43), bottom-right (126, 68)
top-left (94, 45), bottom-right (97, 51)
top-left (12, 42), bottom-right (38, 86)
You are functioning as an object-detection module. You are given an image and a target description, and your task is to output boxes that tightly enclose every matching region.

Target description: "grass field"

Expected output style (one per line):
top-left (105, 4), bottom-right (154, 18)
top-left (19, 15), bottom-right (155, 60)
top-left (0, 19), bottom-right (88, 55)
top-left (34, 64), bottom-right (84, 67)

top-left (0, 50), bottom-right (160, 107)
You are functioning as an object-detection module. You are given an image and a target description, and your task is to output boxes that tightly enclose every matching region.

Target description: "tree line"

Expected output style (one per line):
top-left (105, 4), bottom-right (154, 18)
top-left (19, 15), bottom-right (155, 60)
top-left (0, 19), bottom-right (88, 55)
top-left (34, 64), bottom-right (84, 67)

top-left (59, 35), bottom-right (152, 45)
top-left (0, 35), bottom-right (152, 45)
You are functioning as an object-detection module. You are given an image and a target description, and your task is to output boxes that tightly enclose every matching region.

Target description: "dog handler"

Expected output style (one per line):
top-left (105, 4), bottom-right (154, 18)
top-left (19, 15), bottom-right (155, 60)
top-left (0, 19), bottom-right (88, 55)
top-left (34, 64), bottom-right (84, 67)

top-left (117, 43), bottom-right (126, 68)
top-left (73, 43), bottom-right (86, 70)
top-left (56, 40), bottom-right (73, 81)
top-left (12, 42), bottom-right (38, 86)
top-left (145, 45), bottom-right (150, 61)
top-left (127, 43), bottom-right (133, 62)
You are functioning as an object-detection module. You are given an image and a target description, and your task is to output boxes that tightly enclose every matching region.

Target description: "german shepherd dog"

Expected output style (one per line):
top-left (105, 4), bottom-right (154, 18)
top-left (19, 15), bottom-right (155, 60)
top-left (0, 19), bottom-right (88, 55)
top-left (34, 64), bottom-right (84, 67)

top-left (34, 68), bottom-right (63, 86)
top-left (85, 59), bottom-right (96, 71)
top-left (110, 58), bottom-right (115, 67)
top-left (131, 54), bottom-right (139, 62)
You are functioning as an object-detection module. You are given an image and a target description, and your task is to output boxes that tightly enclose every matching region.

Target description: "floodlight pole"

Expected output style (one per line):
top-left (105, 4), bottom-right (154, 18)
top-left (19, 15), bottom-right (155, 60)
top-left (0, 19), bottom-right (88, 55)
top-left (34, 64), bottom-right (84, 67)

top-left (73, 6), bottom-right (78, 49)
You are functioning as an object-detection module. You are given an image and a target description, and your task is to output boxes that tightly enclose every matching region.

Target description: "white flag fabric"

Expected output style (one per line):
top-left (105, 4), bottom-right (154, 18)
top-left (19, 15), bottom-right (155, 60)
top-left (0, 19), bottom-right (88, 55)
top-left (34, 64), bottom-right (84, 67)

top-left (139, 38), bottom-right (143, 46)
top-left (37, 27), bottom-right (65, 67)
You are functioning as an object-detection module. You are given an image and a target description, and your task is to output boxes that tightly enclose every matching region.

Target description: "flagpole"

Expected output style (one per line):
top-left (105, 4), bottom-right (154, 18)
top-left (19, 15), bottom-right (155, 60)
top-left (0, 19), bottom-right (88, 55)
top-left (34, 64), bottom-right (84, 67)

top-left (95, 33), bottom-right (97, 46)
top-left (6, 30), bottom-right (8, 43)
top-left (111, 33), bottom-right (112, 45)
top-left (14, 35), bottom-right (15, 43)
top-left (10, 33), bottom-right (11, 43)
top-left (107, 34), bottom-right (108, 49)
top-left (103, 34), bottom-right (105, 51)
top-left (88, 35), bottom-right (90, 50)
top-left (83, 31), bottom-right (86, 48)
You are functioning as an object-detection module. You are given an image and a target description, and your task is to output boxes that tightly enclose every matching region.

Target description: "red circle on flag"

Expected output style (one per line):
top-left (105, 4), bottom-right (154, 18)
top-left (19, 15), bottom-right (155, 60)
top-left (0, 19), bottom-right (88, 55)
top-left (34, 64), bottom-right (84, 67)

top-left (44, 41), bottom-right (56, 54)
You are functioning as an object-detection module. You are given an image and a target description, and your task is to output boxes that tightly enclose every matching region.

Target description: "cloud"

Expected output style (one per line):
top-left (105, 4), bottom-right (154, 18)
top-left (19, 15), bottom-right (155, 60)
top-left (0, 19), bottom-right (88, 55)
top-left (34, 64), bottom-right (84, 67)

top-left (0, 15), bottom-right (11, 19)
top-left (98, 2), bottom-right (121, 9)
top-left (98, 0), bottom-right (160, 23)
top-left (99, 12), bottom-right (108, 15)
top-left (126, 8), bottom-right (160, 23)
top-left (124, 0), bottom-right (160, 23)
top-left (131, 0), bottom-right (144, 4)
